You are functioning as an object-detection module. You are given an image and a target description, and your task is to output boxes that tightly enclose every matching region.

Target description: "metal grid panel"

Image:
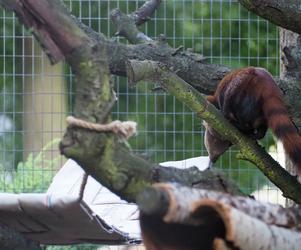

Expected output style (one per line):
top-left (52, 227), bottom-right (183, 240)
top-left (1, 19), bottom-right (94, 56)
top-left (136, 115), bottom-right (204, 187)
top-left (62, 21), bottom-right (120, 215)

top-left (0, 0), bottom-right (282, 206)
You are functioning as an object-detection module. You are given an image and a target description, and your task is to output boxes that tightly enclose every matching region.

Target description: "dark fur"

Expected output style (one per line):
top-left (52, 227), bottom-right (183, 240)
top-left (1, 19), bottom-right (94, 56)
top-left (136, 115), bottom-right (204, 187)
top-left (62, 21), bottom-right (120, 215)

top-left (205, 67), bottom-right (301, 174)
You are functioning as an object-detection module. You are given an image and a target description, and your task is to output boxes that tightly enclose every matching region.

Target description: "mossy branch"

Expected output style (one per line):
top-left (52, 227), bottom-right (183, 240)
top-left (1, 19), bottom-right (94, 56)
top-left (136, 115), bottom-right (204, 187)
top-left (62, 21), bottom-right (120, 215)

top-left (61, 129), bottom-right (243, 202)
top-left (126, 59), bottom-right (301, 204)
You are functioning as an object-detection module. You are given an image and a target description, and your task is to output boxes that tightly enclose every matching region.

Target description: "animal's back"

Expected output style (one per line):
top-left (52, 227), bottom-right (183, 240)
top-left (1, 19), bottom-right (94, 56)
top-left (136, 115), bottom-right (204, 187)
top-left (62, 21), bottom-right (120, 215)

top-left (206, 67), bottom-right (301, 174)
top-left (209, 67), bottom-right (280, 139)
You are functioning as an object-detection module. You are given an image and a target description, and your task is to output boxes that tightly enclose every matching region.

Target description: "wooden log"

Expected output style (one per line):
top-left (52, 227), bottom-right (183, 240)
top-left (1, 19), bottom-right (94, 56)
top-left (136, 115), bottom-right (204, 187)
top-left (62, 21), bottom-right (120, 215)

top-left (139, 183), bottom-right (301, 250)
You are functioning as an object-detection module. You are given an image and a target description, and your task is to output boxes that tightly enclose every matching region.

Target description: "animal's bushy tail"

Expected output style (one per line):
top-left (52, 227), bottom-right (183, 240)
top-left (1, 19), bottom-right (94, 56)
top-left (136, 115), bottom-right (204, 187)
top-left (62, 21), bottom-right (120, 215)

top-left (263, 95), bottom-right (301, 174)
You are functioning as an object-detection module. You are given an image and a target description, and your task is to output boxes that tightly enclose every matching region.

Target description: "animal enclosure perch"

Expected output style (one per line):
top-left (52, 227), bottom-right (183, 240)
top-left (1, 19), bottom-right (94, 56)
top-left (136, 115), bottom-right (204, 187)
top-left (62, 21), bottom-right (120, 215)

top-left (1, 0), bottom-right (301, 249)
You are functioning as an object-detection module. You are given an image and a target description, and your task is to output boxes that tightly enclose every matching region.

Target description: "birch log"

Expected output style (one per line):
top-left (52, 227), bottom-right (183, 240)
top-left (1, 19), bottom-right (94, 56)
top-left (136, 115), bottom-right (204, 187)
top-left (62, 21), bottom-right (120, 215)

top-left (138, 183), bottom-right (301, 250)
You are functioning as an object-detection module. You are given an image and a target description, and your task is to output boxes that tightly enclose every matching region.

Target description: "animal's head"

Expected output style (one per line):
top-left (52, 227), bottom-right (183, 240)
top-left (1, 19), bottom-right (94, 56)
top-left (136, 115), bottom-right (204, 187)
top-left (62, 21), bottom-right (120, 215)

top-left (203, 121), bottom-right (232, 163)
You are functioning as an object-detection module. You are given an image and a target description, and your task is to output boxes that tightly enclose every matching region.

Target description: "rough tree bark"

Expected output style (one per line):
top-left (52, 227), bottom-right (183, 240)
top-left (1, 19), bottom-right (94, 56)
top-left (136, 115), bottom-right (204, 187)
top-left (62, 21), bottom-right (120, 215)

top-left (1, 0), bottom-right (301, 249)
top-left (279, 29), bottom-right (301, 206)
top-left (138, 184), bottom-right (301, 250)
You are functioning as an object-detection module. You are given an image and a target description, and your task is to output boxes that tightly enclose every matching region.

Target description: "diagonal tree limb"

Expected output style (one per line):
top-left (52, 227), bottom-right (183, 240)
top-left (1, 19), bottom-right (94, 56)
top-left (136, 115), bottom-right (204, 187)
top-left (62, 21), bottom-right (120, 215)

top-left (126, 59), bottom-right (301, 204)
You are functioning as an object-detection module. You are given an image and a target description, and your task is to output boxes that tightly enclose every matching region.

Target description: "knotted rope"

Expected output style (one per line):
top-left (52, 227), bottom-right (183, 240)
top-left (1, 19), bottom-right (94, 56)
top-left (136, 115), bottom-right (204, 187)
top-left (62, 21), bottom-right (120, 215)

top-left (66, 116), bottom-right (137, 139)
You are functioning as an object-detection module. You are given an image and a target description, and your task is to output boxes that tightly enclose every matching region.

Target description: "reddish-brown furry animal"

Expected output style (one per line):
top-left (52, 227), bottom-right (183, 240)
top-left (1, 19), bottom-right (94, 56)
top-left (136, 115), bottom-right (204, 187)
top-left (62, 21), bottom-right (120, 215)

top-left (204, 67), bottom-right (301, 174)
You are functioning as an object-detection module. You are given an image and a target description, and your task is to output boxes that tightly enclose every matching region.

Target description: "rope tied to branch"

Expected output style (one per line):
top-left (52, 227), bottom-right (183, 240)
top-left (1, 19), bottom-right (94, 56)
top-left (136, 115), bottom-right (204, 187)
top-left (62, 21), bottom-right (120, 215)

top-left (66, 116), bottom-right (137, 139)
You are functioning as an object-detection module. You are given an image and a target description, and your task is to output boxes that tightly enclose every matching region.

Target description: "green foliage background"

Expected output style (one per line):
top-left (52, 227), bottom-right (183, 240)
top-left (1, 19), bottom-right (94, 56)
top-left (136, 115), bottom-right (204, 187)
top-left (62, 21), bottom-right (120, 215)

top-left (0, 1), bottom-right (279, 202)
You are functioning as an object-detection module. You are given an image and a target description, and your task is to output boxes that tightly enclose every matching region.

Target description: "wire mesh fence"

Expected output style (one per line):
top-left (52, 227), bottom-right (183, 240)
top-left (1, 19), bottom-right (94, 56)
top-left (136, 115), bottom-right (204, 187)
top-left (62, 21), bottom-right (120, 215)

top-left (0, 0), bottom-right (282, 211)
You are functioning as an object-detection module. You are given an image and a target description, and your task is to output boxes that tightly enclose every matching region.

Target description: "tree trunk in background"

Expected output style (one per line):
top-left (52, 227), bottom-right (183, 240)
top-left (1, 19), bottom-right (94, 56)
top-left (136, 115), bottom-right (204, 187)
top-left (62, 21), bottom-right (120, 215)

top-left (279, 29), bottom-right (300, 206)
top-left (23, 38), bottom-right (67, 169)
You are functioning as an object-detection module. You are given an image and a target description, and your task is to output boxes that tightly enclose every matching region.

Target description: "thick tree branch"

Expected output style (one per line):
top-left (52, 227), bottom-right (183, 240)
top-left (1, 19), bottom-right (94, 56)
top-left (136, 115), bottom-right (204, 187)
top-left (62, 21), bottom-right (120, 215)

top-left (126, 59), bottom-right (301, 203)
top-left (61, 129), bottom-right (243, 202)
top-left (239, 0), bottom-right (301, 35)
top-left (105, 39), bottom-right (228, 94)
top-left (70, 20), bottom-right (301, 126)
top-left (75, 22), bottom-right (224, 93)
top-left (139, 183), bottom-right (301, 250)
top-left (138, 183), bottom-right (301, 229)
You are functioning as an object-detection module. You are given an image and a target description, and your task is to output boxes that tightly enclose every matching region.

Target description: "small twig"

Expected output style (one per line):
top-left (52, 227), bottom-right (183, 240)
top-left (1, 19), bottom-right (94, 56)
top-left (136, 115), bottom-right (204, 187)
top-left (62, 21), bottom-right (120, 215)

top-left (66, 116), bottom-right (137, 140)
top-left (131, 0), bottom-right (162, 26)
top-left (78, 173), bottom-right (88, 201)
top-left (110, 8), bottom-right (152, 44)
top-left (110, 0), bottom-right (162, 44)
top-left (171, 45), bottom-right (184, 56)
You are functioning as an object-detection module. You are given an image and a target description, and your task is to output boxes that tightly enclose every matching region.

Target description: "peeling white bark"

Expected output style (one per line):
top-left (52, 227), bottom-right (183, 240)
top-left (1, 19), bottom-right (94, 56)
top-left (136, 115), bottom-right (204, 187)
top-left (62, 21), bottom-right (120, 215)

top-left (156, 183), bottom-right (300, 229)
top-left (140, 183), bottom-right (301, 250)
